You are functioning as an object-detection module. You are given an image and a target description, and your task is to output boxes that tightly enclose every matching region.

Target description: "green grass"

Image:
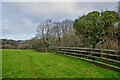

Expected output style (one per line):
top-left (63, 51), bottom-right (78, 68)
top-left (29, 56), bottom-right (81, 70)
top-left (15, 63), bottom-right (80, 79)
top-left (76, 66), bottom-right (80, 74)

top-left (2, 49), bottom-right (120, 78)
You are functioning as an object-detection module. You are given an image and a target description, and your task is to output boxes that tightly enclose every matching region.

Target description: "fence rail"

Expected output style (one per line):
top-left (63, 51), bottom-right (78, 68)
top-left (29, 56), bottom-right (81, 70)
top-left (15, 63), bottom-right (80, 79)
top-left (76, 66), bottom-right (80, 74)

top-left (47, 46), bottom-right (120, 70)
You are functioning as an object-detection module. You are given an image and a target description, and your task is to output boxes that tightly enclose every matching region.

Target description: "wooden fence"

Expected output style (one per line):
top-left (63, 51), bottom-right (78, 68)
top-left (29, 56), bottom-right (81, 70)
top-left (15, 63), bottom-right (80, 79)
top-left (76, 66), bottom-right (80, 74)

top-left (47, 46), bottom-right (120, 70)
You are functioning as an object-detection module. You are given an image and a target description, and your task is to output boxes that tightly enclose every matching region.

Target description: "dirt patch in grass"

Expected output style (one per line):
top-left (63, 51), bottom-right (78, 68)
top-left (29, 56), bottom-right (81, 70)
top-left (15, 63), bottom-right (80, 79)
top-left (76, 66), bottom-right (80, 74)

top-left (91, 62), bottom-right (120, 72)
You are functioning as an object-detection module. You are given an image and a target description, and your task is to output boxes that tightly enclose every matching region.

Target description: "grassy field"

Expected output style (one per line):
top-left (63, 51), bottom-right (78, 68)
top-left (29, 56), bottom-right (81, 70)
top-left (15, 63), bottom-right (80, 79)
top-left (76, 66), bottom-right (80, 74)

top-left (2, 49), bottom-right (120, 78)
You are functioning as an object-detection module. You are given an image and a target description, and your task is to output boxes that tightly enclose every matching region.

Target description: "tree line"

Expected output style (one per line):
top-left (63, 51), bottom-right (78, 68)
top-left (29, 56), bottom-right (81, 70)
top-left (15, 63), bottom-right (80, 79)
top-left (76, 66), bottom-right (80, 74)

top-left (1, 39), bottom-right (29, 49)
top-left (28, 10), bottom-right (120, 51)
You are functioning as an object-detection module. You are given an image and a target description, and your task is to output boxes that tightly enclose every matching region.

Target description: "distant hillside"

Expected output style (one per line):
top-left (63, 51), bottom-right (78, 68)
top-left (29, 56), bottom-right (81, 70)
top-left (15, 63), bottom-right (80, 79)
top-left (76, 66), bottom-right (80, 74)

top-left (0, 39), bottom-right (29, 49)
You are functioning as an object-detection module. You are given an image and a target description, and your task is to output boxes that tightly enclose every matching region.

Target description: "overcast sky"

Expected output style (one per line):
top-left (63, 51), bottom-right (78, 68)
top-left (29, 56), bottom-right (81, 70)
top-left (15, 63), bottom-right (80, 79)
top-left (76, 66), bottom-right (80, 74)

top-left (2, 2), bottom-right (118, 40)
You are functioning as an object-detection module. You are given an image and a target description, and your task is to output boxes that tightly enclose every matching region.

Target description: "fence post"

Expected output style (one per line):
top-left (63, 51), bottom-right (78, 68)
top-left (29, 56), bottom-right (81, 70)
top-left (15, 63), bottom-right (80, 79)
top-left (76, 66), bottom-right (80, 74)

top-left (56, 47), bottom-right (58, 54)
top-left (117, 51), bottom-right (119, 65)
top-left (64, 47), bottom-right (66, 55)
top-left (85, 47), bottom-right (86, 59)
top-left (117, 51), bottom-right (119, 60)
top-left (100, 49), bottom-right (102, 62)
top-left (52, 47), bottom-right (53, 52)
top-left (45, 48), bottom-right (47, 52)
top-left (91, 45), bottom-right (93, 59)
top-left (53, 47), bottom-right (55, 53)
top-left (74, 47), bottom-right (75, 56)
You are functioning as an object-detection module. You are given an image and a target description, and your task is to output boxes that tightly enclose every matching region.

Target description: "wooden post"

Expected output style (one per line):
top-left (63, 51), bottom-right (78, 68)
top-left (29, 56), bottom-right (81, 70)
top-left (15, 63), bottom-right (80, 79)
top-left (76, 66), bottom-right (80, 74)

top-left (85, 47), bottom-right (86, 59)
top-left (53, 47), bottom-right (55, 53)
top-left (51, 47), bottom-right (53, 52)
top-left (46, 48), bottom-right (47, 52)
top-left (91, 45), bottom-right (93, 59)
top-left (117, 51), bottom-right (119, 66)
top-left (64, 47), bottom-right (66, 55)
top-left (56, 47), bottom-right (58, 54)
top-left (100, 49), bottom-right (102, 62)
top-left (73, 48), bottom-right (75, 56)
top-left (54, 47), bottom-right (55, 53)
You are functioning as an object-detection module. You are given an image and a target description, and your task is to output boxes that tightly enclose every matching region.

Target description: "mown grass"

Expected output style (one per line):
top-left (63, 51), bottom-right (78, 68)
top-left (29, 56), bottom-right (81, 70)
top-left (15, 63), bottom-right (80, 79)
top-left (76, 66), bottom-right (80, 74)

top-left (2, 49), bottom-right (120, 78)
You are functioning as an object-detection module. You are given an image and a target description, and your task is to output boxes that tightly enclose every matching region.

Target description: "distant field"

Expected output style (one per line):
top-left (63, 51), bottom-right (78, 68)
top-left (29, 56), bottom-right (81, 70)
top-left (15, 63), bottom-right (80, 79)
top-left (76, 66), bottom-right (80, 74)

top-left (2, 49), bottom-right (120, 78)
